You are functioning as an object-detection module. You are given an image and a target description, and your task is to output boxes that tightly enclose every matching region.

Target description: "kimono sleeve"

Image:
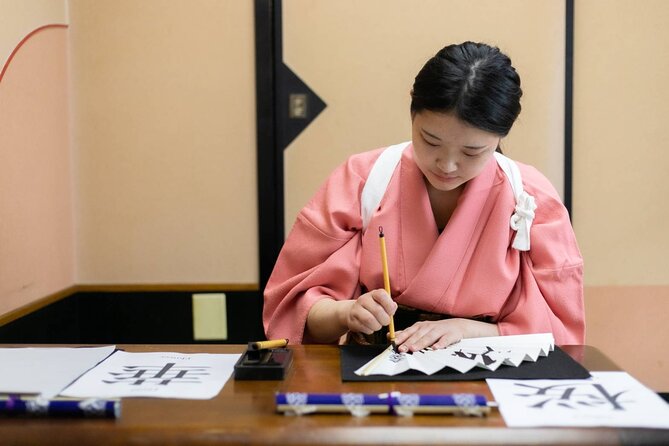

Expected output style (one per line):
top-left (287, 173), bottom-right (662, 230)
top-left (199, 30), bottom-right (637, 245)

top-left (263, 152), bottom-right (379, 344)
top-left (497, 166), bottom-right (586, 345)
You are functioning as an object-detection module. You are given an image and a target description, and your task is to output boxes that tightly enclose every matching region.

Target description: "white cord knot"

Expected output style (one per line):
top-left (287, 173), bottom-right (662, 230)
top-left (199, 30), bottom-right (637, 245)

top-left (509, 191), bottom-right (536, 251)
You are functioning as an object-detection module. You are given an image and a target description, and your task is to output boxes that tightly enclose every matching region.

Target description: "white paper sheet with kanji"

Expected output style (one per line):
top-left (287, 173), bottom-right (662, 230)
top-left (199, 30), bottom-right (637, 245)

top-left (487, 371), bottom-right (669, 429)
top-left (61, 351), bottom-right (241, 399)
top-left (354, 333), bottom-right (554, 376)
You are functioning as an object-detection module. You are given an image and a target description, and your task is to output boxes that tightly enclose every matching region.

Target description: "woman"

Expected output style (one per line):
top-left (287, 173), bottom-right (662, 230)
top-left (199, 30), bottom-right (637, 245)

top-left (263, 42), bottom-right (585, 353)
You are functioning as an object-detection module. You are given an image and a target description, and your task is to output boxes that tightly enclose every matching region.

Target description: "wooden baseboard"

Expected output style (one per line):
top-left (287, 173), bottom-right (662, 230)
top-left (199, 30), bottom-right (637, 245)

top-left (75, 283), bottom-right (259, 293)
top-left (0, 283), bottom-right (260, 326)
top-left (0, 286), bottom-right (78, 326)
top-left (0, 286), bottom-right (265, 344)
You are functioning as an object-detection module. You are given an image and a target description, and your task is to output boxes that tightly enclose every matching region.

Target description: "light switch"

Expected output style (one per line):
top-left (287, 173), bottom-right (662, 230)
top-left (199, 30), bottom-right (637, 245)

top-left (192, 293), bottom-right (228, 341)
top-left (289, 93), bottom-right (308, 118)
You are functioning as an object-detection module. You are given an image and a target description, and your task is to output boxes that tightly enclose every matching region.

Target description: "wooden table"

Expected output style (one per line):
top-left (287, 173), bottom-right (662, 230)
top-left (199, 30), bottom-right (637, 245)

top-left (0, 344), bottom-right (667, 445)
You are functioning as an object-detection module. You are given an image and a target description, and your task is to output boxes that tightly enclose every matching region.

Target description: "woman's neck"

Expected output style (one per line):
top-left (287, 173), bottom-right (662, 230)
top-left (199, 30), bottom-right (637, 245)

top-left (426, 182), bottom-right (464, 231)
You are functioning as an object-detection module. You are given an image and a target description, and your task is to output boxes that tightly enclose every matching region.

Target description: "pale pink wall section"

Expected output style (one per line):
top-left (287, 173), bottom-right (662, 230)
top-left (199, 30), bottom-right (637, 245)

top-left (586, 286), bottom-right (669, 391)
top-left (0, 27), bottom-right (75, 316)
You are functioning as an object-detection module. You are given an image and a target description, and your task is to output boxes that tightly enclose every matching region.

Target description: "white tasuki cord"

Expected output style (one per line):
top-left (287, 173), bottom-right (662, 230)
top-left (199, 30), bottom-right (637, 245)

top-left (493, 152), bottom-right (536, 251)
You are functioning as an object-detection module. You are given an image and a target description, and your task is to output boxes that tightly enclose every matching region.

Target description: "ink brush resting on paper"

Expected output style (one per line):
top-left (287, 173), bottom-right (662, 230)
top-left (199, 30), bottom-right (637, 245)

top-left (234, 338), bottom-right (293, 380)
top-left (276, 391), bottom-right (493, 417)
top-left (0, 396), bottom-right (120, 418)
top-left (378, 226), bottom-right (397, 351)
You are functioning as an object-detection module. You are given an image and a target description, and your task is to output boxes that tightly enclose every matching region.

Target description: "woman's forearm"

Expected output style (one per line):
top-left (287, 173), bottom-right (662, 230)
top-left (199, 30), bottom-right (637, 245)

top-left (306, 298), bottom-right (354, 343)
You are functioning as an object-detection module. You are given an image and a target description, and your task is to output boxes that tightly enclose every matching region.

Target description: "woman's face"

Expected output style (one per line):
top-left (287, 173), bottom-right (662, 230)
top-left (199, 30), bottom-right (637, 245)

top-left (411, 111), bottom-right (501, 193)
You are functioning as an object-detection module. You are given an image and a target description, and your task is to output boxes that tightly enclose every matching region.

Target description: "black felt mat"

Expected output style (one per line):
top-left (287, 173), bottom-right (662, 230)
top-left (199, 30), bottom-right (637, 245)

top-left (341, 345), bottom-right (591, 382)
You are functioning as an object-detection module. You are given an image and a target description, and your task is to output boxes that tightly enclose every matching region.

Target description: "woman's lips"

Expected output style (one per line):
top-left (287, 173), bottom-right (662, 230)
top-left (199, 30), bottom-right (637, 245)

top-left (432, 171), bottom-right (458, 182)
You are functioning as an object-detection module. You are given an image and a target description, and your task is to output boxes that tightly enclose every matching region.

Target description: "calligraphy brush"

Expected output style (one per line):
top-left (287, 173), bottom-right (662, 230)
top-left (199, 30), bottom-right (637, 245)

top-left (378, 226), bottom-right (397, 351)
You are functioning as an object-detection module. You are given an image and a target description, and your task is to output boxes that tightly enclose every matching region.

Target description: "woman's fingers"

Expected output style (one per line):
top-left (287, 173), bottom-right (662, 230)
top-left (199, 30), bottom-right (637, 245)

top-left (350, 306), bottom-right (383, 333)
top-left (348, 289), bottom-right (397, 334)
top-left (395, 320), bottom-right (464, 352)
top-left (395, 322), bottom-right (438, 352)
top-left (369, 289), bottom-right (398, 317)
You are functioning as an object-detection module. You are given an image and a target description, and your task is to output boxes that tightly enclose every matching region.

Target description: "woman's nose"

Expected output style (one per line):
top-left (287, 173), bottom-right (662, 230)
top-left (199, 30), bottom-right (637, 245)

top-left (436, 157), bottom-right (457, 173)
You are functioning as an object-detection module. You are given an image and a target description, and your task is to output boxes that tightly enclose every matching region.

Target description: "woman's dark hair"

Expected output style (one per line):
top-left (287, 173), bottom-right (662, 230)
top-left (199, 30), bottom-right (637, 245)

top-left (410, 41), bottom-right (522, 136)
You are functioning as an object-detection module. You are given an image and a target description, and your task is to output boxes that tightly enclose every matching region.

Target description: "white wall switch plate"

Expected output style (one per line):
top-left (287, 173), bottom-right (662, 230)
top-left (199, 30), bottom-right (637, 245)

top-left (192, 293), bottom-right (228, 341)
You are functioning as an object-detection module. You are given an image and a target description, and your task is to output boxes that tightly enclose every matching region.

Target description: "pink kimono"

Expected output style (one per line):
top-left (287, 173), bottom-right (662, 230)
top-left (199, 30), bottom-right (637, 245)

top-left (263, 144), bottom-right (585, 345)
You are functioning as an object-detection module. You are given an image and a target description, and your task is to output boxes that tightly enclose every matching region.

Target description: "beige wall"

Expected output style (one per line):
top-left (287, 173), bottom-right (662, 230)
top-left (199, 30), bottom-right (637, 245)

top-left (574, 0), bottom-right (669, 390)
top-left (69, 0), bottom-right (257, 284)
top-left (2, 0), bottom-right (258, 317)
top-left (0, 1), bottom-right (73, 316)
top-left (585, 286), bottom-right (669, 391)
top-left (574, 0), bottom-right (669, 286)
top-left (0, 0), bottom-right (67, 69)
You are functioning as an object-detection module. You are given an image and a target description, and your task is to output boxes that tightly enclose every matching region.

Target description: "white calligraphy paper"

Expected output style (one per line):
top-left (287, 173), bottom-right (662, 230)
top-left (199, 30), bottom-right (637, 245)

top-left (355, 333), bottom-right (554, 376)
top-left (487, 371), bottom-right (669, 429)
top-left (0, 345), bottom-right (116, 398)
top-left (61, 351), bottom-right (241, 399)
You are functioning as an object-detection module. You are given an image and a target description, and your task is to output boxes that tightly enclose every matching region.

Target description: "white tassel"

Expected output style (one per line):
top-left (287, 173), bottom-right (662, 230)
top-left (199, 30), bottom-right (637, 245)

top-left (509, 191), bottom-right (536, 251)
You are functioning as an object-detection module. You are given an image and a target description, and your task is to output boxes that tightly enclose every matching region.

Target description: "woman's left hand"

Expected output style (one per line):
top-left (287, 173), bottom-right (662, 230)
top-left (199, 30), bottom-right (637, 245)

top-left (393, 318), bottom-right (499, 353)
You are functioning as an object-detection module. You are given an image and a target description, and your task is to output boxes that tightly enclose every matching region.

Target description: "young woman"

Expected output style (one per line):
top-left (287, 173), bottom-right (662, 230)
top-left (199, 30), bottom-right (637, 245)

top-left (263, 42), bottom-right (585, 353)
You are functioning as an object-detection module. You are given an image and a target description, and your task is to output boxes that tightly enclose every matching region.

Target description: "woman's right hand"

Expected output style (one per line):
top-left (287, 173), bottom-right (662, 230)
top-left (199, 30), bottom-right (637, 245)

top-left (306, 290), bottom-right (398, 343)
top-left (344, 289), bottom-right (398, 335)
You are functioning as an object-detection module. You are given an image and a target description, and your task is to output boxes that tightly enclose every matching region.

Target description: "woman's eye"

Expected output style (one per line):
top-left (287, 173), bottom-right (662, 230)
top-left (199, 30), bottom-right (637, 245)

top-left (422, 137), bottom-right (439, 147)
top-left (464, 151), bottom-right (480, 158)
